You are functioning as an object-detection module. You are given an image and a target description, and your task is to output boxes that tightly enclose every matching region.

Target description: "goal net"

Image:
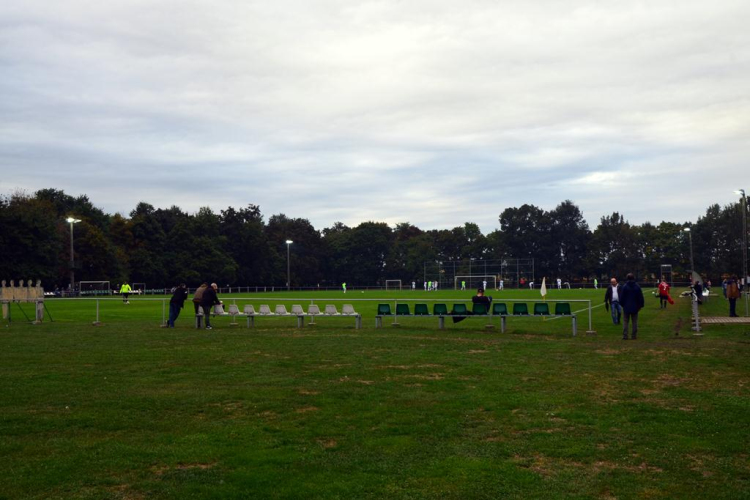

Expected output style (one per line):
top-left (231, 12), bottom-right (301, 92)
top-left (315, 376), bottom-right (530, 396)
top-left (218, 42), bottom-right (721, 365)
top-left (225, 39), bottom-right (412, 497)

top-left (79, 281), bottom-right (111, 296)
top-left (454, 276), bottom-right (497, 290)
top-left (385, 280), bottom-right (402, 291)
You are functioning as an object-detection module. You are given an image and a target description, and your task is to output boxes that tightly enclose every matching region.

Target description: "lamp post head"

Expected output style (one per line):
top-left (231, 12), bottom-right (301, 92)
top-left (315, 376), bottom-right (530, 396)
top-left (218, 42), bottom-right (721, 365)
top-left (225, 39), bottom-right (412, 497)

top-left (683, 227), bottom-right (691, 233)
top-left (285, 240), bottom-right (293, 245)
top-left (66, 217), bottom-right (81, 224)
top-left (734, 189), bottom-right (745, 197)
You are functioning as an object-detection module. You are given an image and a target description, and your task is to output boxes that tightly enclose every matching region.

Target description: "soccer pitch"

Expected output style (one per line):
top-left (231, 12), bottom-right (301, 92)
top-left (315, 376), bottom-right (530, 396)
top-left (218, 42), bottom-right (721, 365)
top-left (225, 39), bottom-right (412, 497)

top-left (1, 288), bottom-right (749, 499)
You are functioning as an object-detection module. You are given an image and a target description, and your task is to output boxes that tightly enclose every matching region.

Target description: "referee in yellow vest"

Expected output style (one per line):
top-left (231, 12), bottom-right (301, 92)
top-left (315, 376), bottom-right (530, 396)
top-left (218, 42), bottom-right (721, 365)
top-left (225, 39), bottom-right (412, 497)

top-left (120, 283), bottom-right (132, 304)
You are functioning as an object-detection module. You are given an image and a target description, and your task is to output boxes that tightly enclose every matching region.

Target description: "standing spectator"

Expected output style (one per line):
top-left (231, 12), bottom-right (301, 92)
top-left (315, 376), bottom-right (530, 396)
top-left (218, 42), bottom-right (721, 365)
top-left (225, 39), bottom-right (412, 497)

top-left (412, 281), bottom-right (416, 291)
top-left (722, 278), bottom-right (728, 299)
top-left (342, 282), bottom-right (347, 294)
top-left (557, 278), bottom-right (562, 290)
top-left (620, 273), bottom-right (645, 340)
top-left (726, 276), bottom-right (741, 317)
top-left (192, 283), bottom-right (208, 327)
top-left (594, 278), bottom-right (599, 289)
top-left (424, 281), bottom-right (427, 291)
top-left (694, 281), bottom-right (704, 305)
top-left (120, 283), bottom-right (132, 304)
top-left (200, 283), bottom-right (222, 330)
top-left (657, 277), bottom-right (671, 309)
top-left (482, 280), bottom-right (488, 291)
top-left (461, 280), bottom-right (466, 290)
top-left (499, 280), bottom-right (504, 290)
top-left (167, 283), bottom-right (188, 327)
top-left (604, 278), bottom-right (622, 325)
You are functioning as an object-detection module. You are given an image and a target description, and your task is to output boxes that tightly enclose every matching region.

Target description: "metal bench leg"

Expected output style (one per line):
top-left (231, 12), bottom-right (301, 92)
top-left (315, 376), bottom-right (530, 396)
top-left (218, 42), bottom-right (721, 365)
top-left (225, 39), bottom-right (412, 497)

top-left (501, 316), bottom-right (506, 333)
top-left (438, 316), bottom-right (445, 330)
top-left (572, 316), bottom-right (577, 336)
top-left (375, 316), bottom-right (382, 328)
top-left (297, 316), bottom-right (304, 328)
top-left (356, 315), bottom-right (362, 329)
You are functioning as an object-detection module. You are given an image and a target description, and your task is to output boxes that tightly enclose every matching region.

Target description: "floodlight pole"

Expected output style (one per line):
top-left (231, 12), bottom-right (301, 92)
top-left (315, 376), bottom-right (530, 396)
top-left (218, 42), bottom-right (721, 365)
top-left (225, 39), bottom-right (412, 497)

top-left (736, 189), bottom-right (748, 316)
top-left (66, 217), bottom-right (81, 291)
top-left (684, 227), bottom-right (694, 283)
top-left (285, 240), bottom-right (293, 291)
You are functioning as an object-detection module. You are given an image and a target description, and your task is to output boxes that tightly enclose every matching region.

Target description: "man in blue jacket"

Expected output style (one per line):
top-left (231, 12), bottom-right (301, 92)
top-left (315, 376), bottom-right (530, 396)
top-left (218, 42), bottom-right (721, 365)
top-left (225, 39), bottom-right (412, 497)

top-left (619, 273), bottom-right (644, 340)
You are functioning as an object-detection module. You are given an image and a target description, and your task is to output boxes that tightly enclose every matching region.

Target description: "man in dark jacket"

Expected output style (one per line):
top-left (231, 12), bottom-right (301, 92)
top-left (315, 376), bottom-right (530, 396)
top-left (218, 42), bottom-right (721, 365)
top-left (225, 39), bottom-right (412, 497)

top-left (619, 273), bottom-right (645, 340)
top-left (167, 283), bottom-right (188, 327)
top-left (200, 283), bottom-right (222, 330)
top-left (604, 278), bottom-right (622, 325)
top-left (192, 283), bottom-right (208, 327)
top-left (726, 276), bottom-right (741, 317)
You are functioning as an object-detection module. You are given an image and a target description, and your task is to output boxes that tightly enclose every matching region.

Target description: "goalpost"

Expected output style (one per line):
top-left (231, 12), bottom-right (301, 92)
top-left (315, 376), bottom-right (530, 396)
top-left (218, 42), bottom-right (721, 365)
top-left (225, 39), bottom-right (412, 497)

top-left (454, 275), bottom-right (497, 290)
top-left (79, 281), bottom-right (111, 296)
top-left (385, 280), bottom-right (402, 291)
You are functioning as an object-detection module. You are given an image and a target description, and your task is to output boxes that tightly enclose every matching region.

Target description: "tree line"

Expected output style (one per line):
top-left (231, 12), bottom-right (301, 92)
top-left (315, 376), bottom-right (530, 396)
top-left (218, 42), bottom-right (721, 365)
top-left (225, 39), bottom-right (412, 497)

top-left (0, 189), bottom-right (746, 289)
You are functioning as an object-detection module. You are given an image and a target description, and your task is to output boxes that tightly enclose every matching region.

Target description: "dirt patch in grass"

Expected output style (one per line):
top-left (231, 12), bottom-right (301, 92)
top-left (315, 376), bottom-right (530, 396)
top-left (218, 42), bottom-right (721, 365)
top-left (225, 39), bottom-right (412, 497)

top-left (655, 374), bottom-right (687, 387)
top-left (296, 406), bottom-right (319, 413)
top-left (468, 350), bottom-right (488, 354)
top-left (407, 373), bottom-right (444, 380)
top-left (595, 348), bottom-right (623, 355)
top-left (317, 438), bottom-right (338, 449)
top-left (513, 454), bottom-right (664, 478)
top-left (106, 484), bottom-right (145, 500)
top-left (210, 401), bottom-right (243, 412)
top-left (298, 389), bottom-right (320, 395)
top-left (151, 462), bottom-right (217, 476)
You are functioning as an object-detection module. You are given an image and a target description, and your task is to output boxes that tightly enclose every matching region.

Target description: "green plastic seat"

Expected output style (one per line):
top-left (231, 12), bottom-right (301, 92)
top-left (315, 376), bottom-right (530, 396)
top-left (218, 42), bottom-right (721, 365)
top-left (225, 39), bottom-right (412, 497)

top-left (492, 303), bottom-right (508, 315)
top-left (433, 303), bottom-right (448, 315)
top-left (472, 303), bottom-right (488, 315)
top-left (377, 303), bottom-right (392, 315)
top-left (396, 303), bottom-right (411, 315)
top-left (555, 302), bottom-right (572, 315)
top-left (534, 303), bottom-right (550, 315)
top-left (414, 304), bottom-right (430, 315)
top-left (512, 303), bottom-right (529, 315)
top-left (452, 303), bottom-right (468, 315)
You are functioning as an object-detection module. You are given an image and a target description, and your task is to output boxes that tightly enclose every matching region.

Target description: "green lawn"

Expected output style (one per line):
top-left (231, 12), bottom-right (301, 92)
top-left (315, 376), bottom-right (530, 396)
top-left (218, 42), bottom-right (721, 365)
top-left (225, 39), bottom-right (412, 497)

top-left (1, 288), bottom-right (749, 499)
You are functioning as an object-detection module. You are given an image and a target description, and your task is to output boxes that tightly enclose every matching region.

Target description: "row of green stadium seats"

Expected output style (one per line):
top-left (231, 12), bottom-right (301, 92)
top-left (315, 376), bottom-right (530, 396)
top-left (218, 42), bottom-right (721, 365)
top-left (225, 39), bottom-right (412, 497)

top-left (377, 302), bottom-right (573, 316)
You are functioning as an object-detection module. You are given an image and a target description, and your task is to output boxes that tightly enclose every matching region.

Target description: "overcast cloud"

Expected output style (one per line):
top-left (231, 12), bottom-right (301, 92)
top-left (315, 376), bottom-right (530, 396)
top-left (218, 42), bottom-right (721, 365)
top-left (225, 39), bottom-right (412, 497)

top-left (1, 0), bottom-right (748, 232)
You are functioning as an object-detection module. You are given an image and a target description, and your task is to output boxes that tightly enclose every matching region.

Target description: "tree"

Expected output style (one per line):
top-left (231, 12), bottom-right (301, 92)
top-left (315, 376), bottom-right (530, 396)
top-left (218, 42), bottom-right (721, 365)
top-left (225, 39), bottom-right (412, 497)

top-left (549, 200), bottom-right (590, 279)
top-left (587, 213), bottom-right (641, 279)
top-left (266, 214), bottom-right (324, 287)
top-left (0, 192), bottom-right (62, 287)
top-left (344, 222), bottom-right (394, 285)
top-left (499, 204), bottom-right (553, 276)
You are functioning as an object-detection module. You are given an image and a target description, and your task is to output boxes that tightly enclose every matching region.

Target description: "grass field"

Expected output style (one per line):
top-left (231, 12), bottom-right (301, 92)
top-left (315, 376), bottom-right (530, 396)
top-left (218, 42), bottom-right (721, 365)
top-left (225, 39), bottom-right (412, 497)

top-left (1, 288), bottom-right (749, 499)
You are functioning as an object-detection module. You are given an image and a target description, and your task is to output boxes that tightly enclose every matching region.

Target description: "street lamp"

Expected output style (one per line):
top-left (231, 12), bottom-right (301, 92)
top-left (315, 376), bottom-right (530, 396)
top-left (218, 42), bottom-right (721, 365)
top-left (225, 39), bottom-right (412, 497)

top-left (684, 227), bottom-right (694, 284)
top-left (735, 189), bottom-right (748, 316)
top-left (66, 217), bottom-right (81, 291)
top-left (285, 240), bottom-right (293, 291)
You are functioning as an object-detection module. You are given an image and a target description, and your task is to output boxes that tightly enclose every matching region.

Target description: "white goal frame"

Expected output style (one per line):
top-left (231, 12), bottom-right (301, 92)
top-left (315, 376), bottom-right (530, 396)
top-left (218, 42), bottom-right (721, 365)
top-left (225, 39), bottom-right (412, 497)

top-left (385, 280), bottom-right (402, 291)
top-left (454, 275), bottom-right (497, 290)
top-left (79, 281), bottom-right (111, 296)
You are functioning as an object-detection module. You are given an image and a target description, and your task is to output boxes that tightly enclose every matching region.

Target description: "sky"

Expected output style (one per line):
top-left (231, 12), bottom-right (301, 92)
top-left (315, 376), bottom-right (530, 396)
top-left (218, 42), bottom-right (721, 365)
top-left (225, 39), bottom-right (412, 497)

top-left (1, 0), bottom-right (749, 233)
